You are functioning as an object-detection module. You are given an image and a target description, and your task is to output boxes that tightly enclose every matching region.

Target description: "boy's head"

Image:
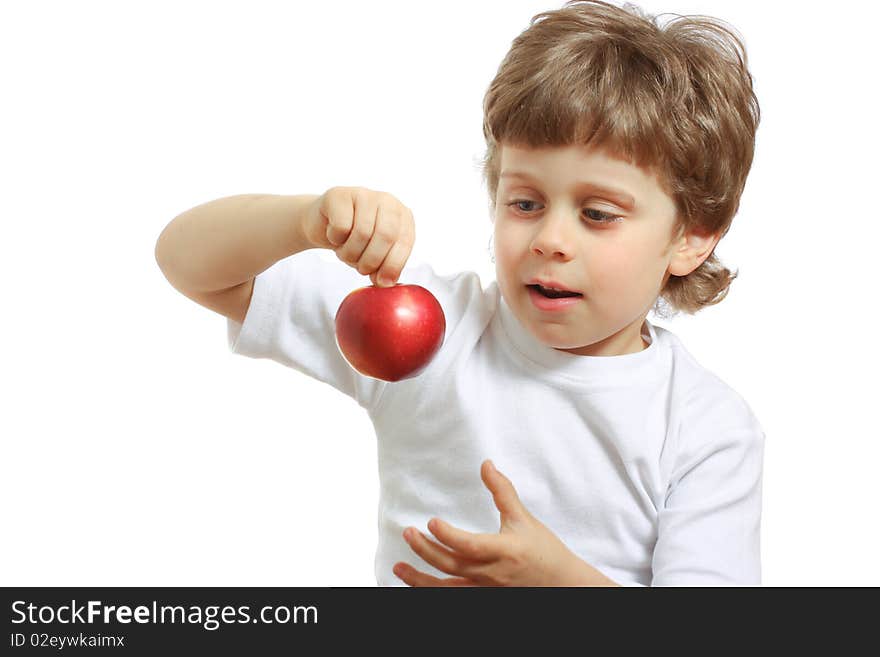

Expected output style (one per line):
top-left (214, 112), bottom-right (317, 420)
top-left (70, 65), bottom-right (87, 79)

top-left (479, 0), bottom-right (760, 356)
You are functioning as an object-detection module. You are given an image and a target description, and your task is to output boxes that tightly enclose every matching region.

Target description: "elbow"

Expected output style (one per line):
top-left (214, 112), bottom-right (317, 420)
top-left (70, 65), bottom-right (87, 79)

top-left (154, 222), bottom-right (179, 285)
top-left (154, 227), bottom-right (169, 275)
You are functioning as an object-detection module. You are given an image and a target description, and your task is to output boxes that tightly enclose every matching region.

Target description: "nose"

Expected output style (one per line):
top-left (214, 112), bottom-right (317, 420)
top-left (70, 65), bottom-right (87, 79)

top-left (529, 211), bottom-right (575, 260)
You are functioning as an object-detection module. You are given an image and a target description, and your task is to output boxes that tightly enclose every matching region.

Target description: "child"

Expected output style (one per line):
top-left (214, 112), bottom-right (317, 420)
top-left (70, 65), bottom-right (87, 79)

top-left (156, 0), bottom-right (764, 587)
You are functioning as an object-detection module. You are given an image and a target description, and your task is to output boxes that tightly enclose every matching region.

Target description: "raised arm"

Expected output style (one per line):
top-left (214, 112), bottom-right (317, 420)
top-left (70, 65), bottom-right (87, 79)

top-left (154, 193), bottom-right (319, 322)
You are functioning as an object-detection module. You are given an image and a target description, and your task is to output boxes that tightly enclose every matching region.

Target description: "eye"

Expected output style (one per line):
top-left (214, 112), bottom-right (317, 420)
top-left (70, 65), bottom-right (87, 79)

top-left (506, 200), bottom-right (622, 224)
top-left (583, 208), bottom-right (622, 224)
top-left (509, 200), bottom-right (539, 213)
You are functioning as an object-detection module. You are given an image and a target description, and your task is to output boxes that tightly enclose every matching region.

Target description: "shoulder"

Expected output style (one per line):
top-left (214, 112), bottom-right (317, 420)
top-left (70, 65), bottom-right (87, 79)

top-left (653, 324), bottom-right (761, 427)
top-left (653, 326), bottom-right (765, 477)
top-left (683, 371), bottom-right (765, 461)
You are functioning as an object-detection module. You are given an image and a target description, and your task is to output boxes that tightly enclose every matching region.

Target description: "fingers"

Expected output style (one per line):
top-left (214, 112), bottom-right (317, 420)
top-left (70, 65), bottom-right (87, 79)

top-left (322, 187), bottom-right (357, 247)
top-left (392, 562), bottom-right (476, 587)
top-left (425, 518), bottom-right (505, 562)
top-left (481, 460), bottom-right (527, 522)
top-left (403, 526), bottom-right (487, 579)
top-left (333, 189), bottom-right (378, 265)
top-left (355, 207), bottom-right (394, 276)
top-left (321, 187), bottom-right (414, 287)
top-left (367, 209), bottom-right (414, 287)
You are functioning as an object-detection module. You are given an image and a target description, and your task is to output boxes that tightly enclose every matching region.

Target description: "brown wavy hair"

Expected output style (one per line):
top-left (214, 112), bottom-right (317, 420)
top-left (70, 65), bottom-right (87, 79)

top-left (479, 0), bottom-right (760, 317)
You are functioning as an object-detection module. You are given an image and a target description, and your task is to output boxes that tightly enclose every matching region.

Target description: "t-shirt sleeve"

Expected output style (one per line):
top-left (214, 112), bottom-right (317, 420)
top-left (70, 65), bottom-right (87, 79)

top-left (652, 383), bottom-right (766, 586)
top-left (226, 249), bottom-right (479, 412)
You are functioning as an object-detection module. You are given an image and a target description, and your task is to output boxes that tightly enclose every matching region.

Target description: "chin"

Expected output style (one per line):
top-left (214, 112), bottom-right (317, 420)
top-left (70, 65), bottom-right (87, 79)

top-left (528, 320), bottom-right (590, 350)
top-left (548, 337), bottom-right (595, 351)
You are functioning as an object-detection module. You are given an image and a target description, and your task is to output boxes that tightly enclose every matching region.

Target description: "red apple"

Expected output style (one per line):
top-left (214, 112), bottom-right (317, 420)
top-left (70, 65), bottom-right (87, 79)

top-left (334, 283), bottom-right (446, 382)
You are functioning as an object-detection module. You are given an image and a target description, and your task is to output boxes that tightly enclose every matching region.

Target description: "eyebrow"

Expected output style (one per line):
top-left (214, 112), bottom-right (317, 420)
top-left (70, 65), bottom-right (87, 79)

top-left (500, 170), bottom-right (636, 208)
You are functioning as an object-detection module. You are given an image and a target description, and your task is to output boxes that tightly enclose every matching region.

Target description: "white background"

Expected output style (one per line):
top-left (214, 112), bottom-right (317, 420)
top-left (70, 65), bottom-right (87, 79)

top-left (2, 0), bottom-right (877, 587)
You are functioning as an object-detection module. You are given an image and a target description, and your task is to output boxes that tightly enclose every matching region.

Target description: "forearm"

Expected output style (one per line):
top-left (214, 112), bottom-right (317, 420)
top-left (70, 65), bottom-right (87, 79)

top-left (155, 193), bottom-right (319, 293)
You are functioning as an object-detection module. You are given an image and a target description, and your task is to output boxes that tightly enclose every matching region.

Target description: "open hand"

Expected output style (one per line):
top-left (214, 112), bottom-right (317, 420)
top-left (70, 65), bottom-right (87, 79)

top-left (393, 460), bottom-right (615, 587)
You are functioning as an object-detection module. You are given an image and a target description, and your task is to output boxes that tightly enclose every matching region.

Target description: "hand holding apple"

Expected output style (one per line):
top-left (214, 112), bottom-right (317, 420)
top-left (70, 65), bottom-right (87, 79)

top-left (304, 186), bottom-right (442, 381)
top-left (302, 186), bottom-right (415, 289)
top-left (335, 283), bottom-right (445, 382)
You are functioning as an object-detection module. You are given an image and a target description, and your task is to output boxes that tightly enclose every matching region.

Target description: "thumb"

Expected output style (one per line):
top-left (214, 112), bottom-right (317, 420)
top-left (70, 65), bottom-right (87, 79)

top-left (481, 460), bottom-right (527, 522)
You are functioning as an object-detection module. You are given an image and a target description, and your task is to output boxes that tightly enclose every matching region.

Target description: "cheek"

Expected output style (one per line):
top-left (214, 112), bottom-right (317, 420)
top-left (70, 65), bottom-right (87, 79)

top-left (590, 242), bottom-right (633, 283)
top-left (493, 225), bottom-right (520, 270)
top-left (589, 241), bottom-right (658, 296)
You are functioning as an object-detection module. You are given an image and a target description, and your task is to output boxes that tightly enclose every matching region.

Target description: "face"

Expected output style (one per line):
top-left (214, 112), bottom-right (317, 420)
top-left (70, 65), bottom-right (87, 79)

top-left (493, 142), bottom-right (710, 357)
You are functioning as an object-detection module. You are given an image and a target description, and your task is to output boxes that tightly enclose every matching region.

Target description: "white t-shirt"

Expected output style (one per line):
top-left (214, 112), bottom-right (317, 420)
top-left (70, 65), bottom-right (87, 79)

top-left (227, 249), bottom-right (765, 587)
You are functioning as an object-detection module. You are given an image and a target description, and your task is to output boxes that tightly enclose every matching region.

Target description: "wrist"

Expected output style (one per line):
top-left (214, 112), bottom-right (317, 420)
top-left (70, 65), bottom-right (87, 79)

top-left (282, 193), bottom-right (322, 252)
top-left (563, 553), bottom-right (620, 587)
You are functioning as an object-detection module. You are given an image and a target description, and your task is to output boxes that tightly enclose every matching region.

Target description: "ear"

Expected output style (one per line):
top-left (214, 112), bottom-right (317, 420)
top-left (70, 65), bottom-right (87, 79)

top-left (667, 226), bottom-right (722, 277)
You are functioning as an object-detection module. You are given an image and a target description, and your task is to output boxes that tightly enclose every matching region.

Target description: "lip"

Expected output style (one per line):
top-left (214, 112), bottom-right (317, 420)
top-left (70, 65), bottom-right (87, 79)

top-left (527, 285), bottom-right (583, 312)
top-left (526, 277), bottom-right (582, 294)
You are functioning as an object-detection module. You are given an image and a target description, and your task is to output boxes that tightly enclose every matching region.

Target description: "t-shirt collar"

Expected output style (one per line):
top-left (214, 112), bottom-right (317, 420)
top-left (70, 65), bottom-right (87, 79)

top-left (494, 291), bottom-right (668, 388)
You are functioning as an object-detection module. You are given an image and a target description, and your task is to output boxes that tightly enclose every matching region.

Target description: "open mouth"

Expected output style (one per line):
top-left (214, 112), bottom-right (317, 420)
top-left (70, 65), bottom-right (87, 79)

top-left (526, 284), bottom-right (583, 299)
